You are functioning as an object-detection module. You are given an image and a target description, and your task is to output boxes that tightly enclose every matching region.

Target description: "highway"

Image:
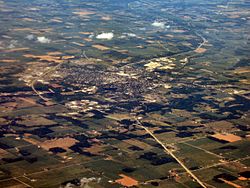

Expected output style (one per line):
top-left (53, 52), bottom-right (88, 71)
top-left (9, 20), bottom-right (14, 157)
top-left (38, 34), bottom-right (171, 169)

top-left (28, 29), bottom-right (209, 188)
top-left (134, 117), bottom-right (208, 188)
top-left (30, 62), bottom-right (64, 101)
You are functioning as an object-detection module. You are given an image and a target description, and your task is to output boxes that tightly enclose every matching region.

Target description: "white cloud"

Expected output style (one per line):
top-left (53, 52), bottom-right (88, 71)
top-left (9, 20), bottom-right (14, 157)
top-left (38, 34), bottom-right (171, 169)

top-left (119, 35), bottom-right (126, 39)
top-left (152, 21), bottom-right (165, 29)
top-left (119, 33), bottom-right (137, 39)
top-left (37, 36), bottom-right (51, 43)
top-left (127, 33), bottom-right (136, 37)
top-left (96, 32), bottom-right (114, 40)
top-left (8, 40), bottom-right (18, 48)
top-left (26, 34), bottom-right (34, 40)
top-left (8, 43), bottom-right (15, 49)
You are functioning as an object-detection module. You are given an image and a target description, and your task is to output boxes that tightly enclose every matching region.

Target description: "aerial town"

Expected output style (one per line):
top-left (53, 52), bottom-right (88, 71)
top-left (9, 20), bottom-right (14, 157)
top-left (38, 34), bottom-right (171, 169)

top-left (0, 0), bottom-right (249, 188)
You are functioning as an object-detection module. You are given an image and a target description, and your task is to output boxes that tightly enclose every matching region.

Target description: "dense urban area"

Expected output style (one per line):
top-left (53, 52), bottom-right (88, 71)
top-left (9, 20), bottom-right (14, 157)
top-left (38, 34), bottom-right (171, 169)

top-left (0, 0), bottom-right (249, 187)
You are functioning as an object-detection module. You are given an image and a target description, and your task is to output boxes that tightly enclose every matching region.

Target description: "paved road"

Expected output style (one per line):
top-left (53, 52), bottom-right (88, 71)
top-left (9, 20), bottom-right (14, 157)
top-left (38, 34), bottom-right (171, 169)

top-left (30, 62), bottom-right (63, 101)
top-left (134, 117), bottom-right (208, 188)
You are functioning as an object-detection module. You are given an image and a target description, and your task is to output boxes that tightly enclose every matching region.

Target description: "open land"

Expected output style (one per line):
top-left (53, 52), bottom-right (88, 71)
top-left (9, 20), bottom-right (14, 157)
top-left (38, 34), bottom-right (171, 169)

top-left (0, 0), bottom-right (250, 188)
